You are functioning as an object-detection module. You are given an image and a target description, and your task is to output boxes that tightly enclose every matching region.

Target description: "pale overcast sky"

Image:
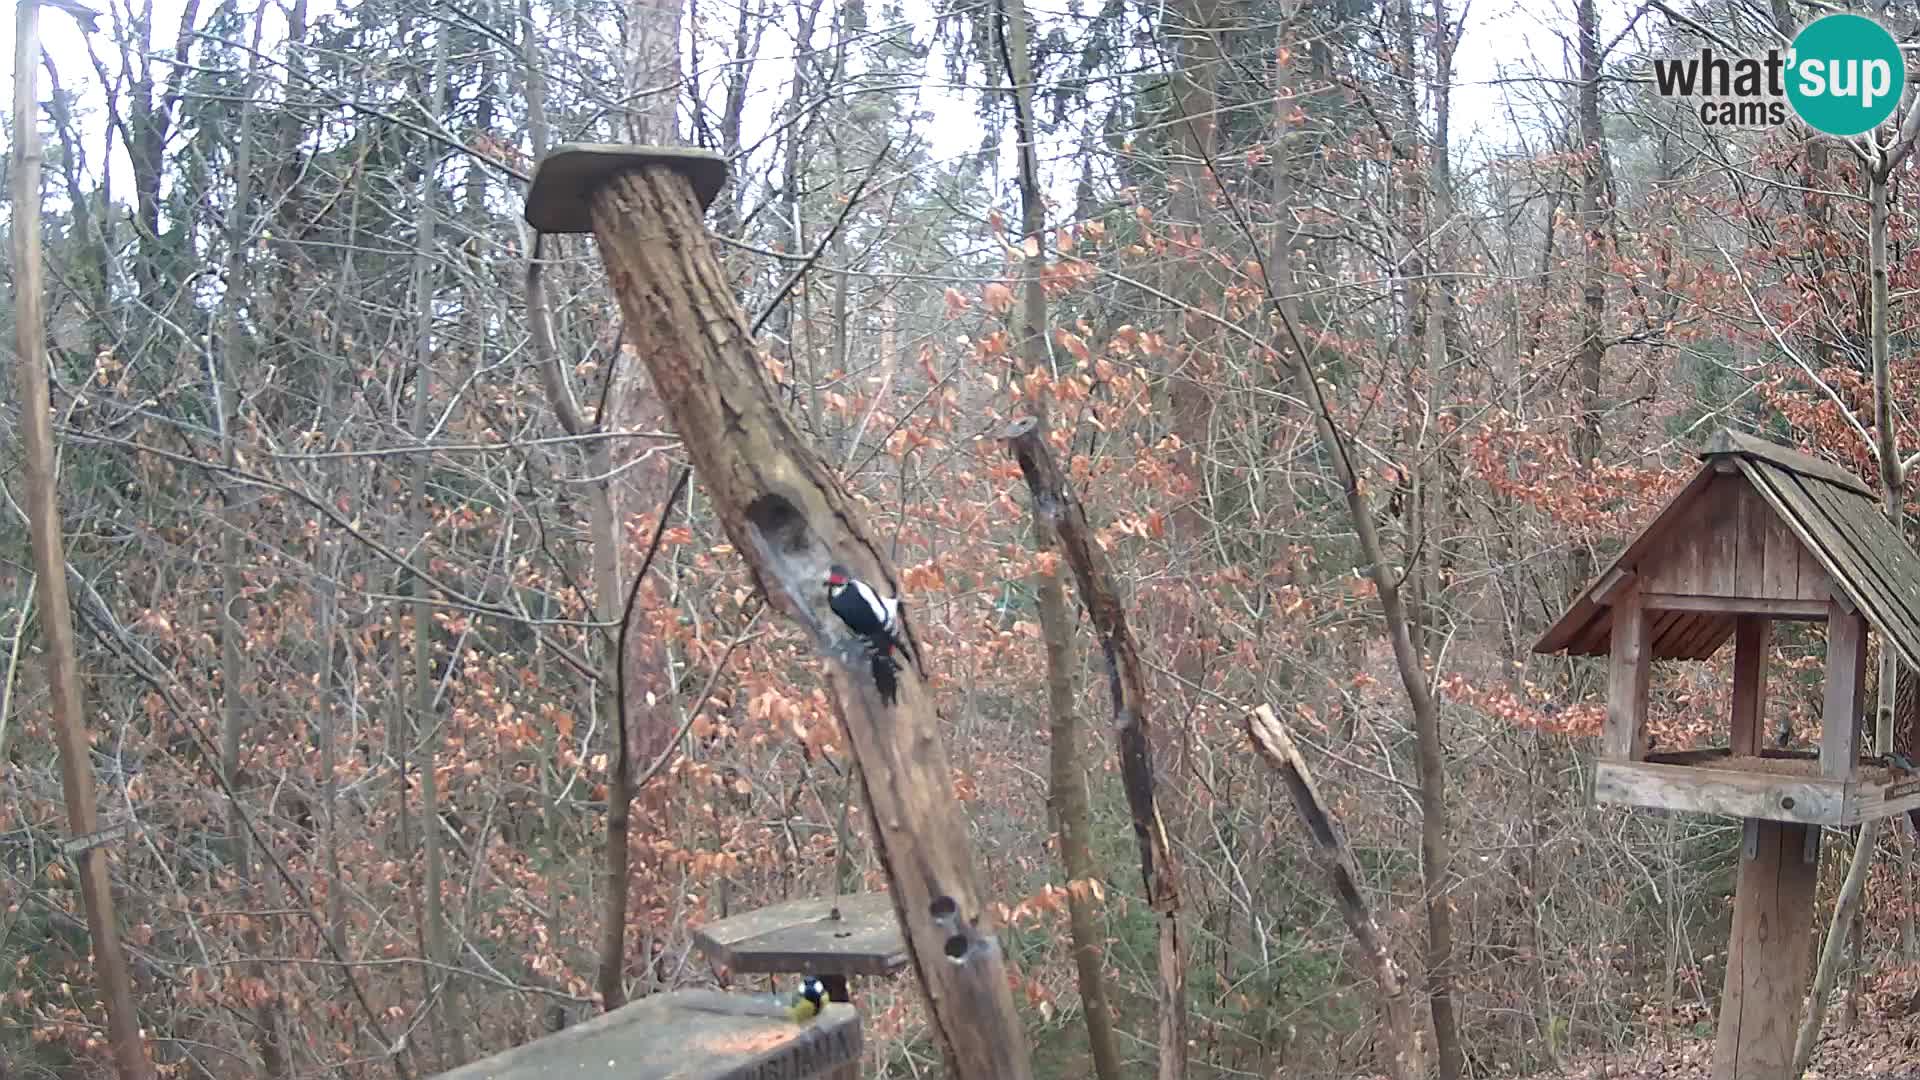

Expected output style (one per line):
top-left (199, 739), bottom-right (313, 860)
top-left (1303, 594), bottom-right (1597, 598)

top-left (1, 0), bottom-right (1626, 222)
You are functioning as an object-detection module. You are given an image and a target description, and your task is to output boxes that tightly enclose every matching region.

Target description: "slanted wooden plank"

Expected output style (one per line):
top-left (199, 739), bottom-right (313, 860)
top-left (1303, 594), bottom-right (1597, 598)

top-left (1592, 761), bottom-right (1848, 824)
top-left (1822, 605), bottom-right (1868, 781)
top-left (1593, 566), bottom-right (1635, 605)
top-left (1712, 820), bottom-right (1819, 1080)
top-left (1731, 617), bottom-right (1769, 756)
top-left (1703, 428), bottom-right (1874, 497)
top-left (432, 990), bottom-right (862, 1080)
top-left (1791, 475), bottom-right (1920, 670)
top-left (1605, 587), bottom-right (1652, 760)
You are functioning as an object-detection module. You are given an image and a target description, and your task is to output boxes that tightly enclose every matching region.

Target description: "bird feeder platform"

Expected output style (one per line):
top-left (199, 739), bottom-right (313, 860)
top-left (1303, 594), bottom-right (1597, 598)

top-left (430, 989), bottom-right (860, 1080)
top-left (693, 892), bottom-right (910, 999)
top-left (1599, 747), bottom-right (1920, 827)
top-left (1535, 429), bottom-right (1920, 1080)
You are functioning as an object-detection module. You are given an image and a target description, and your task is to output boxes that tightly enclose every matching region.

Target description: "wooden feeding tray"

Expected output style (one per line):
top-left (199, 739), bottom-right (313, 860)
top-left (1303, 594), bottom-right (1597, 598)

top-left (432, 988), bottom-right (860, 1080)
top-left (1596, 748), bottom-right (1920, 826)
top-left (693, 892), bottom-right (909, 989)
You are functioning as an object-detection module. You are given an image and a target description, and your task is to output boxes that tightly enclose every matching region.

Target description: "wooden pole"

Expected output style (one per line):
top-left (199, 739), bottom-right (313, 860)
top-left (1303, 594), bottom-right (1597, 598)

top-left (1713, 819), bottom-right (1817, 1080)
top-left (10, 3), bottom-right (152, 1076)
top-left (549, 155), bottom-right (1033, 1079)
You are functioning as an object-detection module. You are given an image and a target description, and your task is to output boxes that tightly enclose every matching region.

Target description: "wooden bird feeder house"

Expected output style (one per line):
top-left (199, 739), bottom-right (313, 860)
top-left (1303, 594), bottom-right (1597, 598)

top-left (1535, 429), bottom-right (1920, 1079)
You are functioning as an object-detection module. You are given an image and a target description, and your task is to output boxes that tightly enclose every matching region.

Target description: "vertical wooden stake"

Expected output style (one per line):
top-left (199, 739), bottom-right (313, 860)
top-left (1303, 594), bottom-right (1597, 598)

top-left (1822, 605), bottom-right (1868, 780)
top-left (1713, 820), bottom-right (1818, 1080)
top-left (1730, 617), bottom-right (1769, 756)
top-left (1605, 587), bottom-right (1652, 760)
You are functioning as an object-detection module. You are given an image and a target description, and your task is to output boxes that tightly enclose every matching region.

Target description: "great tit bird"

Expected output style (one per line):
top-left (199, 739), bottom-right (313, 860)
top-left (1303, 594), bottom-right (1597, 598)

top-left (786, 976), bottom-right (828, 1023)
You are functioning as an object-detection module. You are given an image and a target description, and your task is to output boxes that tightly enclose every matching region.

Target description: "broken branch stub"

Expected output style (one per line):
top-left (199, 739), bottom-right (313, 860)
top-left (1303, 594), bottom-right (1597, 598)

top-left (530, 147), bottom-right (1031, 1079)
top-left (1245, 705), bottom-right (1426, 1080)
top-left (999, 417), bottom-right (1178, 909)
top-left (999, 415), bottom-right (1189, 1080)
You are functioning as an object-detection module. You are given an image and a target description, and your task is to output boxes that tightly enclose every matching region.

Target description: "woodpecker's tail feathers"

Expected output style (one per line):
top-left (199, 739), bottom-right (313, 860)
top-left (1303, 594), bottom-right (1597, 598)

top-left (870, 647), bottom-right (900, 706)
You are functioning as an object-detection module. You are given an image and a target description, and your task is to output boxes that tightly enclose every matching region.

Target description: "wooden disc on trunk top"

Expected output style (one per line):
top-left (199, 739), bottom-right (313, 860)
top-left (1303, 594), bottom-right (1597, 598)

top-left (523, 144), bottom-right (730, 234)
top-left (692, 893), bottom-right (910, 980)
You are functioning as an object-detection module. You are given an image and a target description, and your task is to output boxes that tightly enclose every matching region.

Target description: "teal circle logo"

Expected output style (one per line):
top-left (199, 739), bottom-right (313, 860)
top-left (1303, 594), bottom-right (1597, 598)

top-left (1787, 14), bottom-right (1905, 136)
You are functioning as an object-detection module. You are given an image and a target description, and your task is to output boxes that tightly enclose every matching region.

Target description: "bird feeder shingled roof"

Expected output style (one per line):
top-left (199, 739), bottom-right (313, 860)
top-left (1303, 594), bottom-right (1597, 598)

top-left (1533, 428), bottom-right (1920, 676)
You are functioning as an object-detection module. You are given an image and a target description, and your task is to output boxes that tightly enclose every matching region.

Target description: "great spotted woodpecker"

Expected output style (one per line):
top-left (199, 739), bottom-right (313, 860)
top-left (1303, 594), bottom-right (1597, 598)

top-left (826, 564), bottom-right (907, 705)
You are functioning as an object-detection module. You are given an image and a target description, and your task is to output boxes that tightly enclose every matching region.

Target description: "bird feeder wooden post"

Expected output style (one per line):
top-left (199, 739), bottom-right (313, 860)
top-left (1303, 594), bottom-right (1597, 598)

top-left (521, 146), bottom-right (1034, 1079)
top-left (432, 990), bottom-right (862, 1080)
top-left (692, 893), bottom-right (910, 1080)
top-left (1535, 430), bottom-right (1920, 1080)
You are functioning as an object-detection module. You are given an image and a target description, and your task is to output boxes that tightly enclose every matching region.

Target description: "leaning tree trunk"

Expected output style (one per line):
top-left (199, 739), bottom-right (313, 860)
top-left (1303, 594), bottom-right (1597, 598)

top-left (1001, 418), bottom-right (1187, 1080)
top-left (1247, 705), bottom-right (1426, 1080)
top-left (545, 155), bottom-right (1035, 1079)
top-left (11, 4), bottom-right (152, 1075)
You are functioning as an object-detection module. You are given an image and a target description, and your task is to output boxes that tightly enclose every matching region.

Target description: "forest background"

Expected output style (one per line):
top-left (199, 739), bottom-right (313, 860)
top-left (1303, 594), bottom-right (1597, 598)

top-left (5, 0), bottom-right (1920, 1076)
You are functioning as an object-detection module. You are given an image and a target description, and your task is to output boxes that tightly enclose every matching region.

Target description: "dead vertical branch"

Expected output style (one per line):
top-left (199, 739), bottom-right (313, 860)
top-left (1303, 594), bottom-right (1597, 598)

top-left (1000, 415), bottom-right (1187, 1080)
top-left (1245, 705), bottom-right (1426, 1080)
top-left (11, 2), bottom-right (152, 1077)
top-left (527, 150), bottom-right (1034, 1079)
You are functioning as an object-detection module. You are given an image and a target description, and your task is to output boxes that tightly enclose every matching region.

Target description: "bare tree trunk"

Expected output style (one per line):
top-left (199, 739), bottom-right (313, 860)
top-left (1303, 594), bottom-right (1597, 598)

top-left (1792, 107), bottom-right (1920, 1074)
top-left (1247, 706), bottom-right (1426, 1080)
top-left (11, 5), bottom-right (152, 1076)
top-left (211, 12), bottom-right (287, 1074)
top-left (571, 159), bottom-right (1034, 1077)
top-left (1572, 0), bottom-right (1609, 588)
top-left (409, 25), bottom-right (463, 1066)
top-left (994, 12), bottom-right (1122, 1071)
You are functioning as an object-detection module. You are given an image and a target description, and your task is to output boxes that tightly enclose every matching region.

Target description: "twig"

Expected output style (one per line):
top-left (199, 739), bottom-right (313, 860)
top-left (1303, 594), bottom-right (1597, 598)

top-left (751, 139), bottom-right (892, 335)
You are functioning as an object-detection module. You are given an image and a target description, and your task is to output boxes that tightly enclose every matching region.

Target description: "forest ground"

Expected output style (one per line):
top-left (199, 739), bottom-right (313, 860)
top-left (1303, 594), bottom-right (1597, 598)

top-left (1535, 971), bottom-right (1920, 1080)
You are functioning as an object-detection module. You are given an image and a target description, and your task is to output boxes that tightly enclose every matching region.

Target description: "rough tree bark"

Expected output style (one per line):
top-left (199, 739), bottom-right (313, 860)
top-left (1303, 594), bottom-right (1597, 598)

top-left (552, 157), bottom-right (1035, 1079)
top-left (1001, 417), bottom-right (1187, 1080)
top-left (1246, 705), bottom-right (1426, 1080)
top-left (11, 2), bottom-right (152, 1075)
